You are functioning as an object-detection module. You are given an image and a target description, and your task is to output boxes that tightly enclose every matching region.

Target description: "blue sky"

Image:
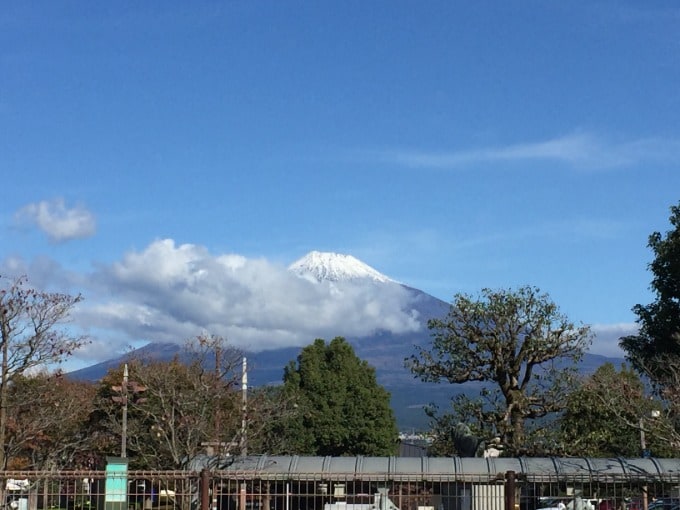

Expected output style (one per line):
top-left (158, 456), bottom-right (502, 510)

top-left (2, 1), bottom-right (680, 364)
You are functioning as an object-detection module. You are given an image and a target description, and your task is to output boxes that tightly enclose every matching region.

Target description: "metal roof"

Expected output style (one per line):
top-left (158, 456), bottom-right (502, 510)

top-left (216, 455), bottom-right (680, 482)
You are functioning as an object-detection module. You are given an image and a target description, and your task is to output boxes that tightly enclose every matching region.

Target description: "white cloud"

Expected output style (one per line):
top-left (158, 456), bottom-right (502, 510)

top-left (72, 239), bottom-right (422, 355)
top-left (589, 322), bottom-right (638, 358)
top-left (379, 133), bottom-right (680, 170)
top-left (15, 198), bottom-right (96, 243)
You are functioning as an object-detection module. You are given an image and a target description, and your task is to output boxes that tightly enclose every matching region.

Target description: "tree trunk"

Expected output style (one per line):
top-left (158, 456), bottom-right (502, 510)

top-left (505, 391), bottom-right (525, 453)
top-left (512, 407), bottom-right (524, 451)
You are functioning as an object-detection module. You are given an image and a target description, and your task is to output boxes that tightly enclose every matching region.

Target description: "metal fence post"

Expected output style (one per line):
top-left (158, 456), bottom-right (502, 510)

top-left (200, 469), bottom-right (210, 510)
top-left (240, 482), bottom-right (247, 510)
top-left (505, 471), bottom-right (517, 510)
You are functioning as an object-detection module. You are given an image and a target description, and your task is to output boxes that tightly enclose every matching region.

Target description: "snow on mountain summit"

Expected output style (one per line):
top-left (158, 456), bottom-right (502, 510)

top-left (288, 251), bottom-right (393, 283)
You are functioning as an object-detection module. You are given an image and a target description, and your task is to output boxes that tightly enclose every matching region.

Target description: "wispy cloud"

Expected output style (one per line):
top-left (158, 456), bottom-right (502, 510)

top-left (14, 198), bottom-right (96, 243)
top-left (377, 133), bottom-right (680, 170)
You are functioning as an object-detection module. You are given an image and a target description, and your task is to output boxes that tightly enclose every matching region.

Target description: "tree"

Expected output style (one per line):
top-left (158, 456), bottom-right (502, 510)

top-left (618, 203), bottom-right (680, 454)
top-left (621, 202), bottom-right (680, 378)
top-left (5, 371), bottom-right (96, 470)
top-left (619, 345), bottom-right (680, 455)
top-left (559, 363), bottom-right (674, 457)
top-left (0, 274), bottom-right (86, 469)
top-left (91, 334), bottom-right (244, 469)
top-left (279, 337), bottom-right (398, 456)
top-left (241, 385), bottom-right (300, 455)
top-left (406, 286), bottom-right (592, 455)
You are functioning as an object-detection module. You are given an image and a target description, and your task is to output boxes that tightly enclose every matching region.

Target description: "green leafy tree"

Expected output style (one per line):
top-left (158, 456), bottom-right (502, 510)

top-left (279, 337), bottom-right (398, 456)
top-left (0, 274), bottom-right (86, 469)
top-left (621, 202), bottom-right (680, 377)
top-left (619, 202), bottom-right (680, 453)
top-left (407, 286), bottom-right (592, 455)
top-left (559, 363), bottom-right (673, 457)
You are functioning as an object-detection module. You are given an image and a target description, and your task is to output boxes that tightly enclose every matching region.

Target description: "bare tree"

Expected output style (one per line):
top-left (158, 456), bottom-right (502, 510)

top-left (244, 385), bottom-right (301, 455)
top-left (0, 275), bottom-right (86, 469)
top-left (93, 334), bottom-right (244, 469)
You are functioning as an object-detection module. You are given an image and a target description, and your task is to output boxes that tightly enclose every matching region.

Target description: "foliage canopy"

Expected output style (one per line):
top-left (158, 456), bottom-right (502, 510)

top-left (0, 274), bottom-right (86, 469)
top-left (407, 285), bottom-right (592, 455)
top-left (560, 363), bottom-right (673, 457)
top-left (90, 334), bottom-right (244, 469)
top-left (621, 202), bottom-right (680, 378)
top-left (280, 337), bottom-right (398, 456)
top-left (619, 202), bottom-right (680, 452)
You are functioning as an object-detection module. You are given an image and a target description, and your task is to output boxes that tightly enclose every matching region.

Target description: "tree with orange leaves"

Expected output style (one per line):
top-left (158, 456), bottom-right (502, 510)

top-left (0, 274), bottom-right (87, 469)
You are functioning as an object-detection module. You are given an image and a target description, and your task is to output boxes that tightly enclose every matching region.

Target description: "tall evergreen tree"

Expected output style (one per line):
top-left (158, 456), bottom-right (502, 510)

top-left (620, 202), bottom-right (680, 378)
top-left (279, 337), bottom-right (398, 456)
top-left (619, 202), bottom-right (680, 453)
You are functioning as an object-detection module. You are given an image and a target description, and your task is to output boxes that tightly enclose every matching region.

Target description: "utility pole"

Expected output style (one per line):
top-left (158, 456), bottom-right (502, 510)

top-left (111, 364), bottom-right (129, 458)
top-left (112, 363), bottom-right (146, 458)
top-left (640, 409), bottom-right (661, 510)
top-left (640, 416), bottom-right (648, 510)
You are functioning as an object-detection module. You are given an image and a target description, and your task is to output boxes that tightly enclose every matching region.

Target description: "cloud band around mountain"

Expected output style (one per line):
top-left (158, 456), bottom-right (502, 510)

top-left (1, 238), bottom-right (631, 363)
top-left (71, 239), bottom-right (423, 359)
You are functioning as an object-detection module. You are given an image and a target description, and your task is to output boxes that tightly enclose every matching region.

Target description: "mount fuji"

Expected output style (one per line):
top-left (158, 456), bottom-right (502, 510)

top-left (68, 251), bottom-right (624, 429)
top-left (288, 251), bottom-right (395, 283)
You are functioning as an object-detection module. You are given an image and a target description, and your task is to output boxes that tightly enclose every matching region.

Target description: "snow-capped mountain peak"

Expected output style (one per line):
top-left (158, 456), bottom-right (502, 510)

top-left (288, 251), bottom-right (393, 283)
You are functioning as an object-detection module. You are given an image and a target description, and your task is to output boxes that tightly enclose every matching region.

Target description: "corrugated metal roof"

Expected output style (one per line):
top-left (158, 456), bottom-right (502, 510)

top-left (217, 456), bottom-right (680, 482)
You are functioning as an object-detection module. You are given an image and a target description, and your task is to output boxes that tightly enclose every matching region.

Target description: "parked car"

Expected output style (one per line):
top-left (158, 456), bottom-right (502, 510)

top-left (649, 498), bottom-right (680, 510)
top-left (538, 498), bottom-right (570, 510)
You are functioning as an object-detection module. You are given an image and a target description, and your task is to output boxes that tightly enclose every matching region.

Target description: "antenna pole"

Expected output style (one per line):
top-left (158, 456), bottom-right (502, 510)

top-left (240, 357), bottom-right (247, 455)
